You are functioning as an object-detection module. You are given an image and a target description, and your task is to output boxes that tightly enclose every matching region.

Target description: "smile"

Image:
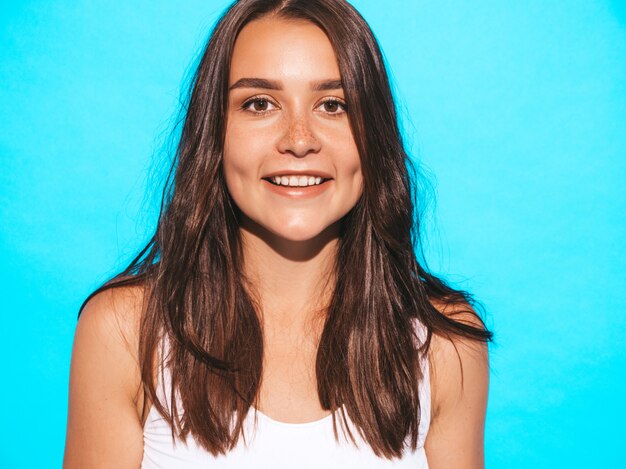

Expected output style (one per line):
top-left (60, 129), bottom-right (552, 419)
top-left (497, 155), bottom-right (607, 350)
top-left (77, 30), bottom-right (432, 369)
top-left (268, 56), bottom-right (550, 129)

top-left (261, 177), bottom-right (332, 198)
top-left (265, 175), bottom-right (330, 187)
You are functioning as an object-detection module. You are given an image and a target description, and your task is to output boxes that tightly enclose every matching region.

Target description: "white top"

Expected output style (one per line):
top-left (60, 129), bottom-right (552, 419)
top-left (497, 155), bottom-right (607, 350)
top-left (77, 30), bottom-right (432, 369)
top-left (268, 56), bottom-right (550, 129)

top-left (141, 321), bottom-right (430, 468)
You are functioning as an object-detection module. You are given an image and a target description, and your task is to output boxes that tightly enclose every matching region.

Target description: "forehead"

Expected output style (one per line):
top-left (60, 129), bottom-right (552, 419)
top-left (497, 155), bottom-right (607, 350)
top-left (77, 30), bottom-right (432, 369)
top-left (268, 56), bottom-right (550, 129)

top-left (229, 16), bottom-right (341, 84)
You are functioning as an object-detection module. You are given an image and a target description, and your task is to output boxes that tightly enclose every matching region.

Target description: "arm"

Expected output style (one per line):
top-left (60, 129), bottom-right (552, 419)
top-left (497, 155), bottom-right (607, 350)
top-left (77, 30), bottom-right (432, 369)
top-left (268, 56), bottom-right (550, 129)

top-left (424, 305), bottom-right (490, 468)
top-left (63, 287), bottom-right (146, 468)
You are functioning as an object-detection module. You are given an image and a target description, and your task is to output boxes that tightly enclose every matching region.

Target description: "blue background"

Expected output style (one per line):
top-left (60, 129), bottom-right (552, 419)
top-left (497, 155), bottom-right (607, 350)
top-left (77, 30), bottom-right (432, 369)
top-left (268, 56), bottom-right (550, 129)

top-left (1, 1), bottom-right (624, 467)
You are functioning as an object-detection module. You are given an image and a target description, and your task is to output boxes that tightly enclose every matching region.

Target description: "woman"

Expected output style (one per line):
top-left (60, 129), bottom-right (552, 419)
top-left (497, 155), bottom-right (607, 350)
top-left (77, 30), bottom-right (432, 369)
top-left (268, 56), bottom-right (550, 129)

top-left (64, 0), bottom-right (492, 467)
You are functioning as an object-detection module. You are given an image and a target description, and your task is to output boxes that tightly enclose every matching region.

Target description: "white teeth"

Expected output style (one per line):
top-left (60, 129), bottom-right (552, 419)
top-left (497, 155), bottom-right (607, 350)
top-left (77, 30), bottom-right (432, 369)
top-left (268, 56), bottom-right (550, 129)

top-left (269, 175), bottom-right (327, 187)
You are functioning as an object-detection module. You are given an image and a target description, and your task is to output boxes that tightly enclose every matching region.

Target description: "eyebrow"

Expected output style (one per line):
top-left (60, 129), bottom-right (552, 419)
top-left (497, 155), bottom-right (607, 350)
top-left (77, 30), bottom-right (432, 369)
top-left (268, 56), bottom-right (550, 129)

top-left (228, 77), bottom-right (343, 92)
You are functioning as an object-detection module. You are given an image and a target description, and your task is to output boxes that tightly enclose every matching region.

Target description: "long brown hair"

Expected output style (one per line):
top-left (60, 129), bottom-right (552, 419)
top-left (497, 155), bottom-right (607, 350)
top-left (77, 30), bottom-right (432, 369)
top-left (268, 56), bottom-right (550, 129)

top-left (81, 0), bottom-right (493, 459)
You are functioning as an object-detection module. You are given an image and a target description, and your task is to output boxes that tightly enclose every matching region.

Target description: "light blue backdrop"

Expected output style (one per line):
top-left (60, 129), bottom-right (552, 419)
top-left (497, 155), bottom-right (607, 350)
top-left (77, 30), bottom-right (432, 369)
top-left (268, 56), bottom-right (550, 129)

top-left (1, 1), bottom-right (624, 467)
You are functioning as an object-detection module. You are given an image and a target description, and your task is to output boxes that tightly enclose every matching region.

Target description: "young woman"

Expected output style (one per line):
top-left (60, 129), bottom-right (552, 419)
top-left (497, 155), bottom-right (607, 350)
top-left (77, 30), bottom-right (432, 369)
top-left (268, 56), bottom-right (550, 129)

top-left (64, 0), bottom-right (492, 467)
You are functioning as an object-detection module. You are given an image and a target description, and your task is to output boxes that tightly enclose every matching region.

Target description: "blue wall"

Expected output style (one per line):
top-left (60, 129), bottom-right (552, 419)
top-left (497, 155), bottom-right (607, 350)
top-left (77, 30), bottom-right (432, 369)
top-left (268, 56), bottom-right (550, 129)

top-left (1, 1), bottom-right (624, 467)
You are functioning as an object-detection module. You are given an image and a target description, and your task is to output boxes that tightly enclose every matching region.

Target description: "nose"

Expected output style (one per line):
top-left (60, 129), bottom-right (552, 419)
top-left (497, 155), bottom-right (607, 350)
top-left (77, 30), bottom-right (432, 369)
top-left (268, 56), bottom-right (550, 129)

top-left (276, 112), bottom-right (322, 157)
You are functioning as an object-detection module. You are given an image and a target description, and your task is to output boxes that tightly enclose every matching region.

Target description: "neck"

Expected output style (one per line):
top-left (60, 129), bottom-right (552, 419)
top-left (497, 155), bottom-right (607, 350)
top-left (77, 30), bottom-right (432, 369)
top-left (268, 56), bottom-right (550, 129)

top-left (239, 217), bottom-right (339, 330)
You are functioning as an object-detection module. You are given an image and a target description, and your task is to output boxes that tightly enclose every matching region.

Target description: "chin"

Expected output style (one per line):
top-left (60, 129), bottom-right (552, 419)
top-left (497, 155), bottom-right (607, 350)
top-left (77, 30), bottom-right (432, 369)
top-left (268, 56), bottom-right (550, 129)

top-left (267, 221), bottom-right (335, 243)
top-left (240, 211), bottom-right (341, 245)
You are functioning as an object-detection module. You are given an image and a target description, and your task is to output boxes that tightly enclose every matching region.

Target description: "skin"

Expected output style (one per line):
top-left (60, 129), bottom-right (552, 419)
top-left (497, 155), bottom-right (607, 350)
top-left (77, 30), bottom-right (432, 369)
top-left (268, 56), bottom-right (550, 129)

top-left (223, 16), bottom-right (362, 423)
top-left (63, 15), bottom-right (489, 469)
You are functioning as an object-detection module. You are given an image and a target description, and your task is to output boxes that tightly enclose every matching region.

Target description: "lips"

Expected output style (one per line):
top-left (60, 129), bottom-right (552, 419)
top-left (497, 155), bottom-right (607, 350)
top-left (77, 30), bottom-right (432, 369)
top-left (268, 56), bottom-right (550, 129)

top-left (262, 170), bottom-right (334, 180)
top-left (262, 177), bottom-right (332, 198)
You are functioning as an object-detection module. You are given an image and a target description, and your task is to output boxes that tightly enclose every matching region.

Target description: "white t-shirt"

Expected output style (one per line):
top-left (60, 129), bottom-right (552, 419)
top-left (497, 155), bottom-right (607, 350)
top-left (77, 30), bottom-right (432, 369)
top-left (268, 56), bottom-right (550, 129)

top-left (141, 322), bottom-right (430, 469)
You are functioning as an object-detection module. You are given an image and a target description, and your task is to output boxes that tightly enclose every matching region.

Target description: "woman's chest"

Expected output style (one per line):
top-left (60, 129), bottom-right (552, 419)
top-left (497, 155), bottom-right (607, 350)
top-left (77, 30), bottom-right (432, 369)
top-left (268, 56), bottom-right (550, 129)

top-left (257, 331), bottom-right (329, 423)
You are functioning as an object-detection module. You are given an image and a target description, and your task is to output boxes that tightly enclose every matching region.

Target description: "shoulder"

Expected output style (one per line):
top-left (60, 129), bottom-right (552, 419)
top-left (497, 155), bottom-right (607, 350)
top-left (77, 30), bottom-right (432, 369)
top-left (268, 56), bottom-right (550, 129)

top-left (79, 284), bottom-right (145, 335)
top-left (64, 285), bottom-right (147, 467)
top-left (72, 284), bottom-right (146, 400)
top-left (424, 299), bottom-right (489, 466)
top-left (76, 285), bottom-right (145, 372)
top-left (427, 300), bottom-right (489, 411)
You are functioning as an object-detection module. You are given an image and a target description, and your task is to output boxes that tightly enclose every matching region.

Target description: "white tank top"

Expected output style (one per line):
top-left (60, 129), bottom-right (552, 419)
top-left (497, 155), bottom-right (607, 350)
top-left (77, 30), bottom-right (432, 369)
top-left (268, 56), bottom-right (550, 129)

top-left (141, 321), bottom-right (431, 468)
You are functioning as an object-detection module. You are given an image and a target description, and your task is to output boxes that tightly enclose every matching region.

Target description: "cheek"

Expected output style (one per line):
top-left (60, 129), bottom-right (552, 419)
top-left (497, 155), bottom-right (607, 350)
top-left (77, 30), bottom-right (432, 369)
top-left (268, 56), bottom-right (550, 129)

top-left (333, 134), bottom-right (363, 196)
top-left (223, 124), bottom-right (260, 188)
top-left (348, 152), bottom-right (364, 206)
top-left (332, 123), bottom-right (360, 165)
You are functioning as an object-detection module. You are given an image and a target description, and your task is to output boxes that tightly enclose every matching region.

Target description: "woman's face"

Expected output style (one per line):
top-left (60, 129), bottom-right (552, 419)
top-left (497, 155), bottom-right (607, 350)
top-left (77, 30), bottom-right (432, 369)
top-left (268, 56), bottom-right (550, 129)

top-left (223, 16), bottom-right (363, 243)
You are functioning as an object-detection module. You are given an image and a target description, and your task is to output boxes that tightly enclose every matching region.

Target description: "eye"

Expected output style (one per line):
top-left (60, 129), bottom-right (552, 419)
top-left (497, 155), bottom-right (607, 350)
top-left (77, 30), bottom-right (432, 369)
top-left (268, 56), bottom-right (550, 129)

top-left (317, 98), bottom-right (347, 116)
top-left (241, 96), bottom-right (278, 115)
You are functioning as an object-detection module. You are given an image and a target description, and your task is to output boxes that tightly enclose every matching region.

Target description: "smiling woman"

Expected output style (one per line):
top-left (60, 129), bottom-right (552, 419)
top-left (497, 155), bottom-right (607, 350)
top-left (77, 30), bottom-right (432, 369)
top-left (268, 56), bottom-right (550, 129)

top-left (224, 17), bottom-right (362, 243)
top-left (63, 1), bottom-right (492, 468)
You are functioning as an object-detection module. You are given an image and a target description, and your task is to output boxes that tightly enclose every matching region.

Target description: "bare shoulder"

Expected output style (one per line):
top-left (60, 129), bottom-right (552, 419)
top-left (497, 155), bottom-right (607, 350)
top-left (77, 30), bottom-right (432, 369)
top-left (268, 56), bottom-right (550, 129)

top-left (73, 286), bottom-right (145, 392)
top-left (425, 299), bottom-right (490, 468)
top-left (63, 285), bottom-right (147, 468)
top-left (78, 285), bottom-right (145, 358)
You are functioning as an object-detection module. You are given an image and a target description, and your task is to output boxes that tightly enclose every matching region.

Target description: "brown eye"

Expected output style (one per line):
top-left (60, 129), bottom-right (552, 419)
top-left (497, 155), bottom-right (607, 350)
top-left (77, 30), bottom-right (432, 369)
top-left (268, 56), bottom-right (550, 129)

top-left (253, 99), bottom-right (269, 111)
top-left (241, 96), bottom-right (277, 114)
top-left (319, 99), bottom-right (346, 115)
top-left (324, 101), bottom-right (338, 112)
